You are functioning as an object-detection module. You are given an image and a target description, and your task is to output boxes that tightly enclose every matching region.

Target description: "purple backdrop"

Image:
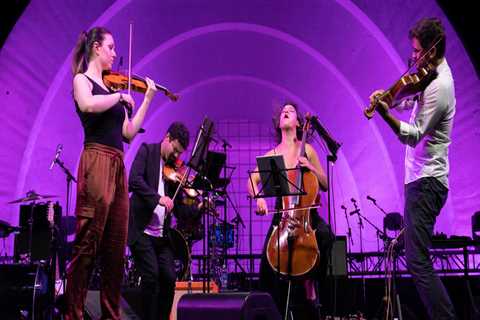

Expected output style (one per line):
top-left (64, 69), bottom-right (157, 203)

top-left (0, 0), bottom-right (479, 260)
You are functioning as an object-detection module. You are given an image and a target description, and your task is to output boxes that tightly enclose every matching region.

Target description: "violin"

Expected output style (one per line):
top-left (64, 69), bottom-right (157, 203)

top-left (364, 63), bottom-right (437, 119)
top-left (364, 35), bottom-right (444, 119)
top-left (103, 70), bottom-right (179, 102)
top-left (266, 113), bottom-right (320, 277)
top-left (163, 159), bottom-right (199, 199)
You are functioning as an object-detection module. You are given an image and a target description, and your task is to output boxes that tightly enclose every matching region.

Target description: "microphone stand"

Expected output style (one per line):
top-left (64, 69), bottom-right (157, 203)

top-left (342, 206), bottom-right (354, 253)
top-left (350, 201), bottom-right (391, 315)
top-left (368, 199), bottom-right (388, 251)
top-left (310, 116), bottom-right (341, 318)
top-left (366, 198), bottom-right (404, 319)
top-left (350, 199), bottom-right (366, 310)
top-left (221, 139), bottom-right (229, 276)
top-left (54, 157), bottom-right (77, 218)
top-left (248, 195), bottom-right (253, 290)
top-left (353, 210), bottom-right (389, 243)
top-left (230, 214), bottom-right (245, 271)
top-left (325, 154), bottom-right (338, 317)
top-left (368, 198), bottom-right (388, 216)
top-left (51, 156), bottom-right (77, 301)
top-left (364, 200), bottom-right (393, 249)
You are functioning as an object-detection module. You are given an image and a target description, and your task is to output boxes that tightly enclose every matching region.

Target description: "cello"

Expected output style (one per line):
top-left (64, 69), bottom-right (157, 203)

top-left (266, 113), bottom-right (320, 277)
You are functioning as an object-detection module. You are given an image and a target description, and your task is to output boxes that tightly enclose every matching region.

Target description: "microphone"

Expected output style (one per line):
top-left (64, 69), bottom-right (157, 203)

top-left (366, 195), bottom-right (377, 204)
top-left (310, 116), bottom-right (341, 162)
top-left (349, 198), bottom-right (359, 215)
top-left (349, 209), bottom-right (360, 216)
top-left (49, 144), bottom-right (63, 170)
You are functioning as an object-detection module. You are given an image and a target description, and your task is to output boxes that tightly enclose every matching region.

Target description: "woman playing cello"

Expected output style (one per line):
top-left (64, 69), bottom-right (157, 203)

top-left (247, 102), bottom-right (333, 319)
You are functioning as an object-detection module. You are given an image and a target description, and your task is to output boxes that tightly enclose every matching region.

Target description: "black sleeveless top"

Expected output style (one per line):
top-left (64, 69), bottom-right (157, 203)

top-left (75, 74), bottom-right (125, 151)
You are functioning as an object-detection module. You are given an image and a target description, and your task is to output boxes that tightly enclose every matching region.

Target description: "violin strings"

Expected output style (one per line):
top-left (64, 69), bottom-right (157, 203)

top-left (171, 165), bottom-right (191, 203)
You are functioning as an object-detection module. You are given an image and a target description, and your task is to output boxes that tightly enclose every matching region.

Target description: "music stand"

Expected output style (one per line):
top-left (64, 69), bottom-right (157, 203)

top-left (252, 155), bottom-right (305, 198)
top-left (187, 118), bottom-right (223, 293)
top-left (188, 117), bottom-right (214, 172)
top-left (191, 151), bottom-right (226, 192)
top-left (248, 154), bottom-right (305, 320)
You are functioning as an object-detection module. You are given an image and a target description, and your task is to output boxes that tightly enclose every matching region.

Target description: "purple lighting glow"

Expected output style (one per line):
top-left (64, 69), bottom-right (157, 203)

top-left (0, 1), bottom-right (478, 260)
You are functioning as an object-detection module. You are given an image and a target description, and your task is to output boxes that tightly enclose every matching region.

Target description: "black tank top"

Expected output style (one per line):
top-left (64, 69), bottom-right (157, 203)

top-left (75, 74), bottom-right (125, 151)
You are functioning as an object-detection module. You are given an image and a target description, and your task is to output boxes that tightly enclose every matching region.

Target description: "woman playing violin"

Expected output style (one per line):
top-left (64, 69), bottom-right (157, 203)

top-left (247, 102), bottom-right (333, 319)
top-left (368, 18), bottom-right (456, 320)
top-left (65, 27), bottom-right (157, 320)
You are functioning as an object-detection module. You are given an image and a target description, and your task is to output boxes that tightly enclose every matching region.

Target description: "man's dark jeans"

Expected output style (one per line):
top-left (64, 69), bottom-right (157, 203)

top-left (404, 177), bottom-right (456, 320)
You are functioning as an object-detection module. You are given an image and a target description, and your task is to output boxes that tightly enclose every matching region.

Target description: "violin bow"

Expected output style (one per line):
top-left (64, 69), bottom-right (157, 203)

top-left (127, 22), bottom-right (133, 97)
top-left (404, 35), bottom-right (443, 76)
top-left (256, 203), bottom-right (322, 216)
top-left (171, 165), bottom-right (193, 203)
top-left (374, 35), bottom-right (443, 107)
top-left (125, 22), bottom-right (178, 103)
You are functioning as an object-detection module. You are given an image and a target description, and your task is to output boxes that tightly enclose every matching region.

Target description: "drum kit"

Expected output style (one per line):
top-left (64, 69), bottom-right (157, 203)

top-left (123, 194), bottom-right (229, 287)
top-left (122, 194), bottom-right (229, 287)
top-left (0, 190), bottom-right (60, 319)
top-left (169, 195), bottom-right (224, 282)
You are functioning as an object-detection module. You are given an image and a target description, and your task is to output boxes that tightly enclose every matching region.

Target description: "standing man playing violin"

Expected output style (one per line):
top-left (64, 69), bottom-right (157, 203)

top-left (369, 18), bottom-right (456, 319)
top-left (247, 102), bottom-right (333, 318)
top-left (66, 27), bottom-right (157, 320)
top-left (128, 122), bottom-right (190, 320)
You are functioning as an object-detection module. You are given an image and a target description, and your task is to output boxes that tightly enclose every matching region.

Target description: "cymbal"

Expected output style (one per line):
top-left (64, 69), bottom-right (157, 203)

top-left (0, 220), bottom-right (22, 238)
top-left (7, 191), bottom-right (58, 204)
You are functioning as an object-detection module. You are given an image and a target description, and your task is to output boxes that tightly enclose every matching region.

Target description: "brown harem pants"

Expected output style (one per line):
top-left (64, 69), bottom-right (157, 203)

top-left (64, 143), bottom-right (128, 320)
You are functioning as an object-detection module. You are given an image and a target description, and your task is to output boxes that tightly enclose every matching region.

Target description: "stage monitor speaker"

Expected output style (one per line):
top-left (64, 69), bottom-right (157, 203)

top-left (171, 281), bottom-right (218, 320)
top-left (329, 235), bottom-right (347, 276)
top-left (111, 281), bottom-right (220, 320)
top-left (177, 292), bottom-right (281, 320)
top-left (85, 290), bottom-right (139, 320)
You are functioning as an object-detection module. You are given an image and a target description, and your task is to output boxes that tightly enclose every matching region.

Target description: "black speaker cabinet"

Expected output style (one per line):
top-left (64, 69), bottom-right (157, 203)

top-left (85, 290), bottom-right (140, 320)
top-left (329, 235), bottom-right (347, 276)
top-left (177, 292), bottom-right (281, 320)
top-left (14, 202), bottom-right (62, 262)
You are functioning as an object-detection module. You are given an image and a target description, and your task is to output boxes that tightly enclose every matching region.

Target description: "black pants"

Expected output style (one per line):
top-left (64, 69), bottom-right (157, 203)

top-left (259, 210), bottom-right (334, 319)
top-left (404, 177), bottom-right (456, 320)
top-left (129, 233), bottom-right (176, 320)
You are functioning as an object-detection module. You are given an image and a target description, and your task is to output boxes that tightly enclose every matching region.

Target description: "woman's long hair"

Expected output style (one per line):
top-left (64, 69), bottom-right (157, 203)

top-left (72, 27), bottom-right (111, 75)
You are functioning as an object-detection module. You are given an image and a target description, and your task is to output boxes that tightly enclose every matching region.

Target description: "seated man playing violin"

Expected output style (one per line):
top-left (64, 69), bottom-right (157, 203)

top-left (128, 122), bottom-right (190, 320)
